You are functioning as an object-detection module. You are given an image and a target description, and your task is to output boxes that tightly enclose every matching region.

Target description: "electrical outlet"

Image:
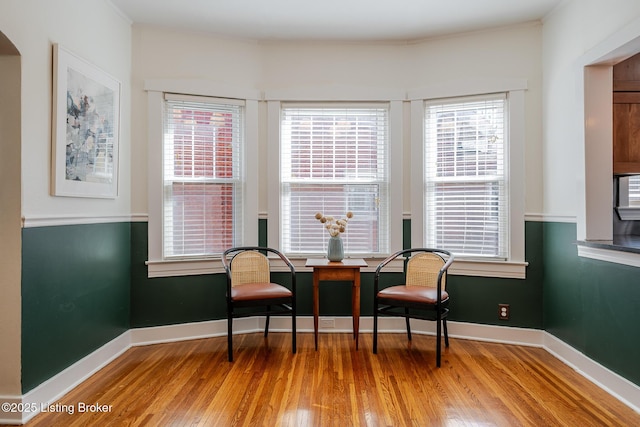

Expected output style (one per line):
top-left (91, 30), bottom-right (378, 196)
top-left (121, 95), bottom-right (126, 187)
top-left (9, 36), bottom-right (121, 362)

top-left (498, 304), bottom-right (510, 320)
top-left (320, 318), bottom-right (335, 328)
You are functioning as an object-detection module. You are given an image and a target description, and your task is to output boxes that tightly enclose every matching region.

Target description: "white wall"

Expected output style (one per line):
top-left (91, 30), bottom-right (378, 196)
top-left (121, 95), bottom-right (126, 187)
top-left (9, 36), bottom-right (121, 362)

top-left (0, 0), bottom-right (132, 224)
top-left (131, 23), bottom-right (544, 218)
top-left (0, 0), bottom-right (131, 396)
top-left (406, 24), bottom-right (543, 218)
top-left (542, 0), bottom-right (640, 219)
top-left (130, 26), bottom-right (263, 216)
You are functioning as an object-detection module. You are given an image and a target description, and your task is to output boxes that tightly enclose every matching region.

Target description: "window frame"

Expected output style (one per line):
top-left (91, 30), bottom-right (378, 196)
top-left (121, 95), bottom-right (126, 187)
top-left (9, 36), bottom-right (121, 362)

top-left (279, 102), bottom-right (391, 257)
top-left (146, 80), bottom-right (259, 278)
top-left (162, 93), bottom-right (245, 260)
top-left (265, 88), bottom-right (404, 267)
top-left (410, 80), bottom-right (528, 279)
top-left (424, 93), bottom-right (509, 260)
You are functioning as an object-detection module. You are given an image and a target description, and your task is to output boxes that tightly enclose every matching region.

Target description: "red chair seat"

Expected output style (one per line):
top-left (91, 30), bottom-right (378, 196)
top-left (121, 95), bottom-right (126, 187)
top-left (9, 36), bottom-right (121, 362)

top-left (378, 285), bottom-right (449, 304)
top-left (374, 249), bottom-right (454, 367)
top-left (231, 282), bottom-right (293, 301)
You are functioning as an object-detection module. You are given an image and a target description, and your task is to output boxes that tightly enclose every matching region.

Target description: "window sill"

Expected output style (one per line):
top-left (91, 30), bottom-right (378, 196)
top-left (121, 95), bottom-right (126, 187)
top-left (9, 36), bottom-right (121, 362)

top-left (448, 259), bottom-right (528, 279)
top-left (276, 257), bottom-right (527, 278)
top-left (147, 256), bottom-right (528, 278)
top-left (146, 259), bottom-right (224, 278)
top-left (145, 256), bottom-right (401, 278)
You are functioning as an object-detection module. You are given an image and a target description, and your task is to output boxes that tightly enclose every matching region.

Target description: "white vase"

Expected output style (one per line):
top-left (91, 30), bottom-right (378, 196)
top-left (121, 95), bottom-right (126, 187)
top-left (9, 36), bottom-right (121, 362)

top-left (327, 235), bottom-right (344, 262)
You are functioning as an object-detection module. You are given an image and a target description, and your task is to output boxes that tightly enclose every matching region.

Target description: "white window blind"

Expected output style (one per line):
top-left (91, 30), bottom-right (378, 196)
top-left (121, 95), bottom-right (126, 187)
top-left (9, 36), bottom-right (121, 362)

top-left (280, 104), bottom-right (389, 256)
top-left (424, 94), bottom-right (508, 259)
top-left (630, 175), bottom-right (640, 206)
top-left (163, 95), bottom-right (244, 259)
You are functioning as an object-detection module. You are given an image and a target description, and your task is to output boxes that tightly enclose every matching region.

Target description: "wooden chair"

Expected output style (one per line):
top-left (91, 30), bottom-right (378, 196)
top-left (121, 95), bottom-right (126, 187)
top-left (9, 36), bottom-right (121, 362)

top-left (373, 248), bottom-right (454, 367)
top-left (221, 247), bottom-right (296, 362)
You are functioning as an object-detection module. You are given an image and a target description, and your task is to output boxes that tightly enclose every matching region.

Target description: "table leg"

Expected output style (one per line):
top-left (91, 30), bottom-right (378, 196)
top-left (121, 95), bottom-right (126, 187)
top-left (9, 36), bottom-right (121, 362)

top-left (353, 271), bottom-right (360, 350)
top-left (313, 270), bottom-right (319, 351)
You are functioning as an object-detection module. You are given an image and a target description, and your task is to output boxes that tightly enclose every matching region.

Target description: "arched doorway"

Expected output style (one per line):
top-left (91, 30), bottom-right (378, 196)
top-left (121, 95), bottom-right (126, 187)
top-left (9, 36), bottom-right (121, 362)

top-left (0, 30), bottom-right (22, 402)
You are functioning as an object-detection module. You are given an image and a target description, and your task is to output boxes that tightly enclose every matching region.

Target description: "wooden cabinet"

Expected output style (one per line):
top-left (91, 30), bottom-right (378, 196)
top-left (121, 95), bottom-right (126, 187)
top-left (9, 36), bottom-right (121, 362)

top-left (613, 92), bottom-right (640, 175)
top-left (613, 54), bottom-right (640, 175)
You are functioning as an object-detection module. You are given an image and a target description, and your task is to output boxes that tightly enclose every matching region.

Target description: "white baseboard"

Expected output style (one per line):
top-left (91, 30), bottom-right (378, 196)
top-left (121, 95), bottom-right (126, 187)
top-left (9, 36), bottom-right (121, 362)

top-left (130, 319), bottom-right (228, 346)
top-left (5, 332), bottom-right (131, 425)
top-left (4, 318), bottom-right (639, 424)
top-left (543, 333), bottom-right (640, 414)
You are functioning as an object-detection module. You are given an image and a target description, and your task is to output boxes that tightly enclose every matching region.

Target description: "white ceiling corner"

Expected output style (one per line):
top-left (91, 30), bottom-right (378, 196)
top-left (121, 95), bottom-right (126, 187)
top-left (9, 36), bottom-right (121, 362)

top-left (108, 0), bottom-right (564, 42)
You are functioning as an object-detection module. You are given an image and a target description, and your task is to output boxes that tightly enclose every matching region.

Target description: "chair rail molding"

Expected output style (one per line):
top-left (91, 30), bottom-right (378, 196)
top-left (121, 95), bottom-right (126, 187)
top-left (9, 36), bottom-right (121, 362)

top-left (21, 214), bottom-right (148, 228)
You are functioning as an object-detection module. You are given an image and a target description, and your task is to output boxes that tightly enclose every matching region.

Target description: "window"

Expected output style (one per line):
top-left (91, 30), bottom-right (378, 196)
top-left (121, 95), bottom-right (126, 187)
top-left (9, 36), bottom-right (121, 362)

top-left (616, 175), bottom-right (640, 221)
top-left (424, 94), bottom-right (507, 259)
top-left (162, 94), bottom-right (244, 259)
top-left (147, 82), bottom-right (259, 277)
top-left (279, 104), bottom-right (389, 256)
top-left (410, 81), bottom-right (526, 278)
top-left (630, 176), bottom-right (640, 206)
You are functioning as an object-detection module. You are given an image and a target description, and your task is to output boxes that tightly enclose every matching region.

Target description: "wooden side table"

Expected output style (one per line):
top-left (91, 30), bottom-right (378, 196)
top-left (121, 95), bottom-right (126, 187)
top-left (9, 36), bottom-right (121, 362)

top-left (305, 258), bottom-right (368, 350)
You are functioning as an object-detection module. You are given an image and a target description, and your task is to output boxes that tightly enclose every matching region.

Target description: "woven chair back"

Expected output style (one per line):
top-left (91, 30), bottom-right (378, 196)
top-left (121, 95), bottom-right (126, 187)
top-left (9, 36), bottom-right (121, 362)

top-left (230, 251), bottom-right (270, 287)
top-left (406, 252), bottom-right (446, 289)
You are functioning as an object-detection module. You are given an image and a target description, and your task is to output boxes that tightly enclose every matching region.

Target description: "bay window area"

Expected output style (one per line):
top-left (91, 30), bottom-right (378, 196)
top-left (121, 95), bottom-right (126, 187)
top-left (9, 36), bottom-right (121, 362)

top-left (146, 82), bottom-right (525, 278)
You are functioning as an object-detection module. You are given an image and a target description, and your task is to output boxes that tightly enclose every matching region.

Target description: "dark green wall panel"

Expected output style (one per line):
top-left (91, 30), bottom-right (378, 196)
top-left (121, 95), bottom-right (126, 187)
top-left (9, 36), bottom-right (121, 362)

top-left (130, 222), bottom-right (226, 327)
top-left (130, 275), bottom-right (226, 326)
top-left (129, 220), bottom-right (544, 326)
top-left (21, 218), bottom-right (640, 394)
top-left (446, 221), bottom-right (544, 328)
top-left (542, 222), bottom-right (640, 386)
top-left (21, 223), bottom-right (130, 393)
top-left (403, 218), bottom-right (411, 249)
top-left (130, 220), bottom-right (359, 324)
top-left (259, 218), bottom-right (267, 247)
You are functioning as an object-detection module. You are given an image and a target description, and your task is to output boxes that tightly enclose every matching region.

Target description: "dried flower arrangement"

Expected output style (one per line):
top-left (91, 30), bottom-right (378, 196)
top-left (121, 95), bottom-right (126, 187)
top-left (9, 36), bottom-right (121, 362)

top-left (314, 211), bottom-right (354, 237)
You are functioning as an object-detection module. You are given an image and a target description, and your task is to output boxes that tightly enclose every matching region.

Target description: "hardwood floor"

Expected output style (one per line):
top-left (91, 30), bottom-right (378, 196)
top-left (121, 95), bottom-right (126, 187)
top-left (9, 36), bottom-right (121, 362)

top-left (24, 332), bottom-right (640, 426)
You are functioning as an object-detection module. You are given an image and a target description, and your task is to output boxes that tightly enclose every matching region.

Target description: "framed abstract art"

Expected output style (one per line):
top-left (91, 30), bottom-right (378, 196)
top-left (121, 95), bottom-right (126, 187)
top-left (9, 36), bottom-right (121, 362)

top-left (52, 43), bottom-right (120, 198)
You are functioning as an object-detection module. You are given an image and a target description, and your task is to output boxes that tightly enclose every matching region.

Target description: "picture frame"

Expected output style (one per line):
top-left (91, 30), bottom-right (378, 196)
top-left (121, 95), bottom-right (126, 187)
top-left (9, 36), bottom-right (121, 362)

top-left (52, 43), bottom-right (120, 198)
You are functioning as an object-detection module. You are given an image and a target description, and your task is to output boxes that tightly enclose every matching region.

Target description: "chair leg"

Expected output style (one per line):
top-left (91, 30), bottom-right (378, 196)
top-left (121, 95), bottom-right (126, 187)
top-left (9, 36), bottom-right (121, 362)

top-left (292, 306), bottom-right (297, 354)
top-left (405, 307), bottom-right (412, 341)
top-left (436, 316), bottom-right (442, 368)
top-left (264, 311), bottom-right (270, 338)
top-left (443, 318), bottom-right (449, 347)
top-left (227, 314), bottom-right (234, 362)
top-left (373, 302), bottom-right (378, 354)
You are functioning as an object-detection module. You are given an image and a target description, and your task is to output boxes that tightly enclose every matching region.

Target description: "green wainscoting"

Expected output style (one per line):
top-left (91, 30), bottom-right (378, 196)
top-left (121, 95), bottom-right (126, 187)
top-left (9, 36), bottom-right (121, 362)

top-left (276, 219), bottom-right (544, 325)
top-left (130, 220), bottom-right (544, 327)
top-left (542, 222), bottom-right (640, 386)
top-left (20, 219), bottom-right (640, 394)
top-left (446, 221), bottom-right (544, 328)
top-left (21, 223), bottom-right (131, 393)
top-left (130, 221), bottom-right (226, 327)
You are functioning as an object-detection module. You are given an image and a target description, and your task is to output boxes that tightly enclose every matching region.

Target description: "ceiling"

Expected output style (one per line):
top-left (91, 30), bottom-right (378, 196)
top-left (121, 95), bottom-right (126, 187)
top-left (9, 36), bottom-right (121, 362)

top-left (109, 0), bottom-right (564, 42)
